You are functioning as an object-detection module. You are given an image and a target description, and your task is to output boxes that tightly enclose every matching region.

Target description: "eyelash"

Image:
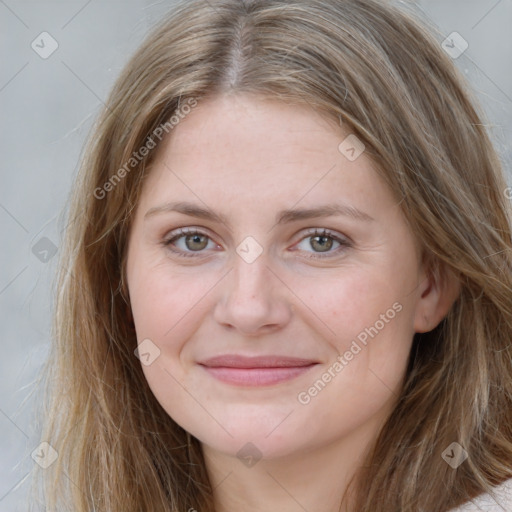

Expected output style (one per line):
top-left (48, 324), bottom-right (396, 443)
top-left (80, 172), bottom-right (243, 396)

top-left (162, 227), bottom-right (352, 259)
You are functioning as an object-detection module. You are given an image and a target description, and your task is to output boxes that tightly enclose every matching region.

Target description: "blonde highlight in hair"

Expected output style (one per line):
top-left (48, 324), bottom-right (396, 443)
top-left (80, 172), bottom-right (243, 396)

top-left (35, 0), bottom-right (512, 510)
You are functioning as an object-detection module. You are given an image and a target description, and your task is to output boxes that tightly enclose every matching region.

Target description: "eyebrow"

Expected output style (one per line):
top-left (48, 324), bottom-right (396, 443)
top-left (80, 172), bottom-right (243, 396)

top-left (144, 201), bottom-right (374, 227)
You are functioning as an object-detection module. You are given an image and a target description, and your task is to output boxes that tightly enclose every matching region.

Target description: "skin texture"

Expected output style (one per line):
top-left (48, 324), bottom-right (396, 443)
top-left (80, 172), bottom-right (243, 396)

top-left (125, 94), bottom-right (459, 512)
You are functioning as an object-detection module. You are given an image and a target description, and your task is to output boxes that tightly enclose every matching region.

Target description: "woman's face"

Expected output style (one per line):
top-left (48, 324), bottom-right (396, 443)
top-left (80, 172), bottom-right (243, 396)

top-left (126, 93), bottom-right (437, 461)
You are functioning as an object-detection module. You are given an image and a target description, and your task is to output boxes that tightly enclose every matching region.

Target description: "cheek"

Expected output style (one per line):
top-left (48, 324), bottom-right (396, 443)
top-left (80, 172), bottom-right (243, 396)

top-left (297, 262), bottom-right (415, 390)
top-left (301, 263), bottom-right (407, 340)
top-left (128, 265), bottom-right (220, 435)
top-left (292, 269), bottom-right (412, 437)
top-left (129, 263), bottom-right (215, 344)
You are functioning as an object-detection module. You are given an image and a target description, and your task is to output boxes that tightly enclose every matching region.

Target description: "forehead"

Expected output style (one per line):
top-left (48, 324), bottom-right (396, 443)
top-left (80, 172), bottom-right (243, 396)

top-left (138, 94), bottom-right (393, 220)
top-left (164, 93), bottom-right (343, 150)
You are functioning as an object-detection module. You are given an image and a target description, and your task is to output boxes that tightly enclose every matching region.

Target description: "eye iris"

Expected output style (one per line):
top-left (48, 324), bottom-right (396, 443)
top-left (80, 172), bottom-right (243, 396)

top-left (311, 234), bottom-right (333, 252)
top-left (186, 233), bottom-right (208, 251)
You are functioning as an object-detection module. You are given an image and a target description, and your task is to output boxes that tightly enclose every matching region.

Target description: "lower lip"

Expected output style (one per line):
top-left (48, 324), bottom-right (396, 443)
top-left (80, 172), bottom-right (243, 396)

top-left (201, 365), bottom-right (317, 386)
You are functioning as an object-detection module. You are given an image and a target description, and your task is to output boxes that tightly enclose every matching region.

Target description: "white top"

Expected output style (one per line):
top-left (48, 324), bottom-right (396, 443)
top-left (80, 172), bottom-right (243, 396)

top-left (449, 478), bottom-right (512, 511)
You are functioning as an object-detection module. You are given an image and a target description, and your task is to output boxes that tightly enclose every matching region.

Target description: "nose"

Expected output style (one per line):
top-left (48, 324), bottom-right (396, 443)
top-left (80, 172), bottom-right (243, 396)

top-left (213, 253), bottom-right (293, 336)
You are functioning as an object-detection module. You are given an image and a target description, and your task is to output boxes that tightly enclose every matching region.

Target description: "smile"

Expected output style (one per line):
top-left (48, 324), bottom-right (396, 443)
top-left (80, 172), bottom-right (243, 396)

top-left (198, 355), bottom-right (319, 386)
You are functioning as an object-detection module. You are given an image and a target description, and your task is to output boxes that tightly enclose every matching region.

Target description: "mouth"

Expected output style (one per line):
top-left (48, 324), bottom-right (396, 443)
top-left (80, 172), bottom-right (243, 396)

top-left (198, 355), bottom-right (319, 386)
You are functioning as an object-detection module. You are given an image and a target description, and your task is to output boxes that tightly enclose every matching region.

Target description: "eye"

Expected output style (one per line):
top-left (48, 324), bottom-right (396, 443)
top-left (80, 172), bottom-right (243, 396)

top-left (163, 228), bottom-right (218, 258)
top-left (162, 227), bottom-right (352, 259)
top-left (292, 228), bottom-right (352, 259)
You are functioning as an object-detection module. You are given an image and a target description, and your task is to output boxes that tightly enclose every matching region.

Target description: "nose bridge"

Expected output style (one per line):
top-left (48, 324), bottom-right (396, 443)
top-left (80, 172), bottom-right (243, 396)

top-left (213, 242), bottom-right (292, 334)
top-left (229, 246), bottom-right (272, 302)
top-left (229, 234), bottom-right (270, 292)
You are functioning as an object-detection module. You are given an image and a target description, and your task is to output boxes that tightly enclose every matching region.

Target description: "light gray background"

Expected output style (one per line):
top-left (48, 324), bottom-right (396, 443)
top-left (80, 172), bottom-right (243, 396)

top-left (0, 1), bottom-right (511, 510)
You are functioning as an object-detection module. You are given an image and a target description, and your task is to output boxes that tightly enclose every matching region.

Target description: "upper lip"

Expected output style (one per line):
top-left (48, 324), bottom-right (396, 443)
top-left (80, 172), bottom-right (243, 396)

top-left (199, 355), bottom-right (318, 368)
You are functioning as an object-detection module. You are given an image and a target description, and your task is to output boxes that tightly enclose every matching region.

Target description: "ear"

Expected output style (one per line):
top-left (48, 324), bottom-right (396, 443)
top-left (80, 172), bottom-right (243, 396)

top-left (413, 255), bottom-right (461, 333)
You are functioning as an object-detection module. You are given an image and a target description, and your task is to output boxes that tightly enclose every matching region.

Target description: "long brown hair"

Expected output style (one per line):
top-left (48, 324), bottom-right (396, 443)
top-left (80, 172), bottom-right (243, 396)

top-left (35, 0), bottom-right (512, 510)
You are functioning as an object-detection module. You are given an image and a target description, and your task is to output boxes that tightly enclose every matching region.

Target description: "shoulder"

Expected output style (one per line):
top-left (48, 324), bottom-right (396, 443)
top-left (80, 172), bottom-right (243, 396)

top-left (449, 478), bottom-right (512, 511)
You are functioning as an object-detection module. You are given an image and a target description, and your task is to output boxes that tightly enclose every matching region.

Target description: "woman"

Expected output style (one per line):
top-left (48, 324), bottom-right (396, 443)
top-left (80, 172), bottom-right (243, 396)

top-left (35, 0), bottom-right (512, 510)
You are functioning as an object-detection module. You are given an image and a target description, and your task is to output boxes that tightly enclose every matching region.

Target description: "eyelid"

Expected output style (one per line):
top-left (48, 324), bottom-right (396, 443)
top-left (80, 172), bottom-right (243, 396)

top-left (299, 227), bottom-right (353, 245)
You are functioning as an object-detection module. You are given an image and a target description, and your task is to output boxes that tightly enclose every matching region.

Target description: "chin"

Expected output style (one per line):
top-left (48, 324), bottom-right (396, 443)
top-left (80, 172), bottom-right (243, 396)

top-left (184, 412), bottom-right (304, 462)
top-left (199, 431), bottom-right (302, 463)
